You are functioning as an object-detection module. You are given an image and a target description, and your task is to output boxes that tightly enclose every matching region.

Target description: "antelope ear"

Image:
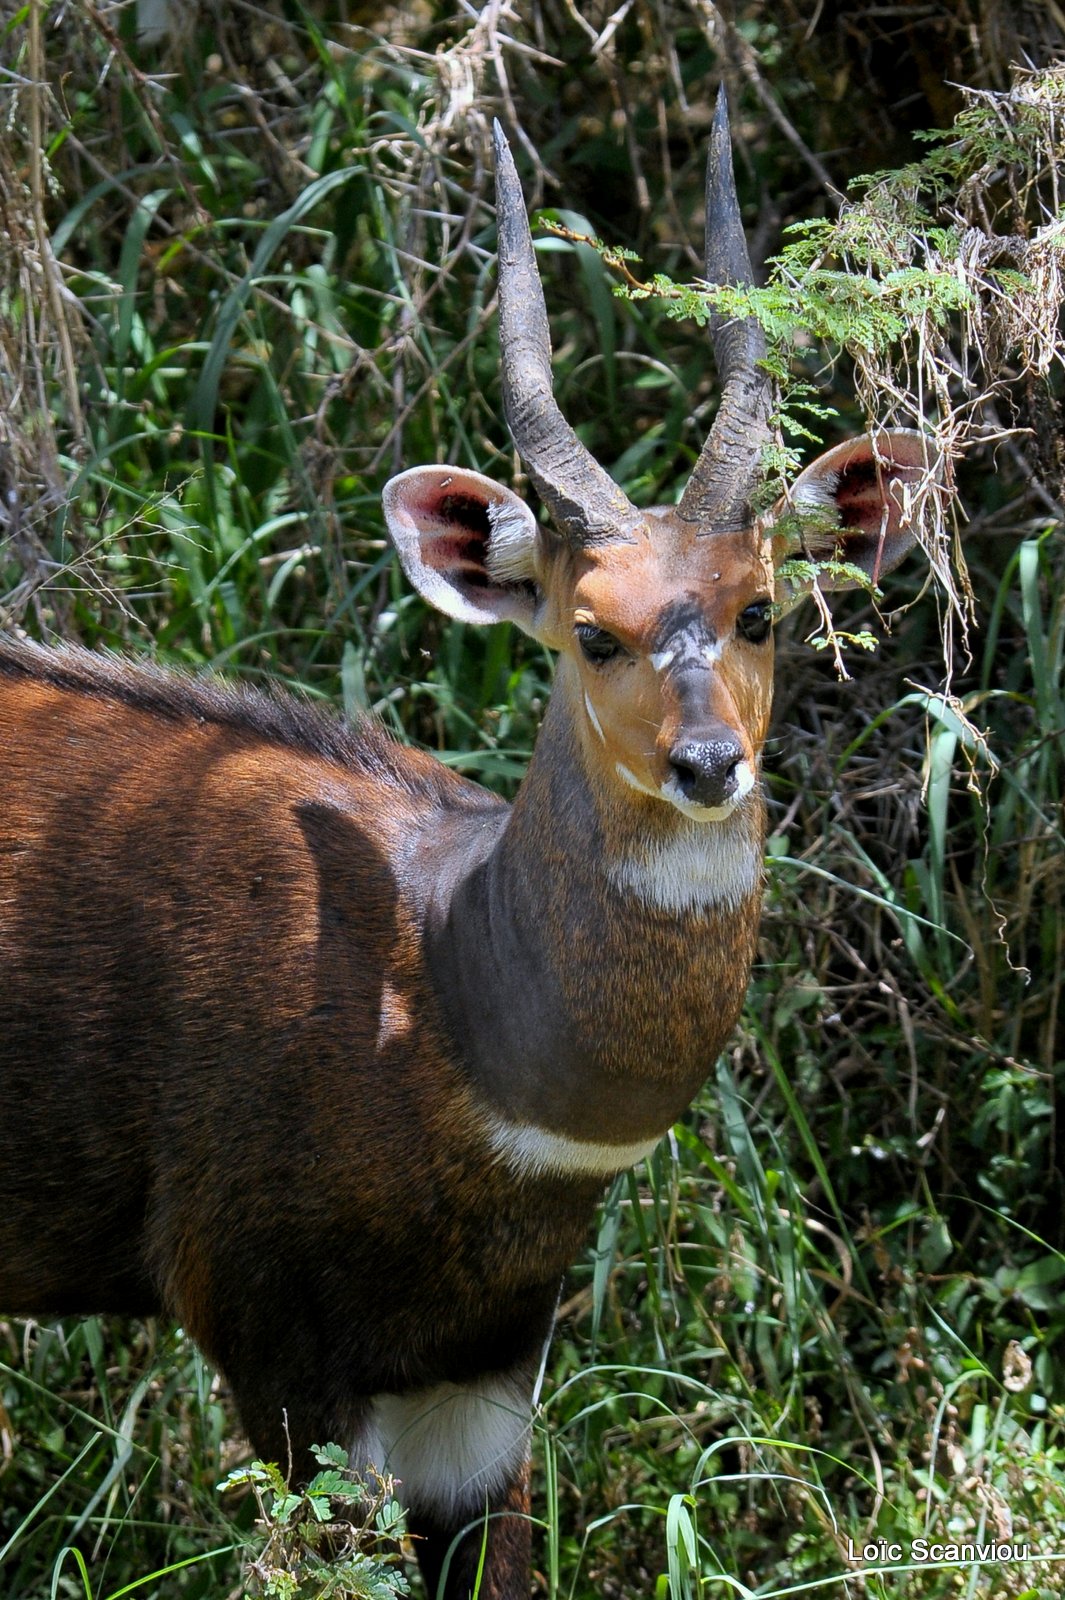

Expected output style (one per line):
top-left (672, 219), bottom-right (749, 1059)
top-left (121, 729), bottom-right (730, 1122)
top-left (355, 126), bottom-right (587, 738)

top-left (383, 466), bottom-right (545, 633)
top-left (772, 430), bottom-right (933, 612)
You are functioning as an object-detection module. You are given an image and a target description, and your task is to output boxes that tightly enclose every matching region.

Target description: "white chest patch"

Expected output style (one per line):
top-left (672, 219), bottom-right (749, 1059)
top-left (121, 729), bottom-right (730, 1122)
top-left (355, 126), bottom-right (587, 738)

top-left (483, 1114), bottom-right (660, 1181)
top-left (607, 818), bottom-right (763, 914)
top-left (355, 1372), bottom-right (534, 1520)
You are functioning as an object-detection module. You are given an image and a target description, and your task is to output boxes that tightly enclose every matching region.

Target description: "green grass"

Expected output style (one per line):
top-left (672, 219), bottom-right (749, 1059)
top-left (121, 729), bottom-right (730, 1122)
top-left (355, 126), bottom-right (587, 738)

top-left (2, 4), bottom-right (1064, 1598)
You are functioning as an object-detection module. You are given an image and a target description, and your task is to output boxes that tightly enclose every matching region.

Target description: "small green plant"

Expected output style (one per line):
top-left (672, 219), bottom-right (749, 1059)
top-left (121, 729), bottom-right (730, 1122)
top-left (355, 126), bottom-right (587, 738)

top-left (220, 1444), bottom-right (410, 1600)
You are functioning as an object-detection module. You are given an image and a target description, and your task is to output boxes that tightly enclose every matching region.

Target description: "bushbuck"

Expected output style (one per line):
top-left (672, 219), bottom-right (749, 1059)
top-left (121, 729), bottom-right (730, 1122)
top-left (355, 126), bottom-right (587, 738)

top-left (0, 95), bottom-right (931, 1599)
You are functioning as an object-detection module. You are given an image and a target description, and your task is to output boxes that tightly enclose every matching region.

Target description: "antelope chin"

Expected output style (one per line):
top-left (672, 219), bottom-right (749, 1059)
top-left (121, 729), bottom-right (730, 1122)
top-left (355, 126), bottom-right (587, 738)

top-left (665, 792), bottom-right (740, 823)
top-left (615, 759), bottom-right (759, 822)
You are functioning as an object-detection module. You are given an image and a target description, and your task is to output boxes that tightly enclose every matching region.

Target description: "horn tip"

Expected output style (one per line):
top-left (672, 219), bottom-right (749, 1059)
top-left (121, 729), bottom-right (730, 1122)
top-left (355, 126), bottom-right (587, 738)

top-left (493, 120), bottom-right (523, 220)
top-left (710, 85), bottom-right (732, 169)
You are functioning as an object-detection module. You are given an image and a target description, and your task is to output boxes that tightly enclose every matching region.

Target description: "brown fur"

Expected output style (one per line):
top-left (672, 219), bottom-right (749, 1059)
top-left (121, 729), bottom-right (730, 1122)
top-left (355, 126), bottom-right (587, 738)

top-left (0, 414), bottom-right (921, 1598)
top-left (0, 635), bottom-right (759, 1598)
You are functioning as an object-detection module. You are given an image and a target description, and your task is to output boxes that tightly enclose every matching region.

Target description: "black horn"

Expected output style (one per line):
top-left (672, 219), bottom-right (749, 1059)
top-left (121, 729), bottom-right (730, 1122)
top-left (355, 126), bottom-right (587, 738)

top-left (678, 88), bottom-right (775, 532)
top-left (493, 121), bottom-right (643, 546)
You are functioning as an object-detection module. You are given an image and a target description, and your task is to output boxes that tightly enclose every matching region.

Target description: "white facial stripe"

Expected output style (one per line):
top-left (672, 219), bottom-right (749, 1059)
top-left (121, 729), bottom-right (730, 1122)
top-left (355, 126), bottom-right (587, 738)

top-left (607, 818), bottom-right (763, 914)
top-left (615, 762), bottom-right (660, 799)
top-left (584, 692), bottom-right (606, 743)
top-left (649, 648), bottom-right (675, 672)
top-left (359, 1373), bottom-right (533, 1520)
top-left (484, 1115), bottom-right (660, 1180)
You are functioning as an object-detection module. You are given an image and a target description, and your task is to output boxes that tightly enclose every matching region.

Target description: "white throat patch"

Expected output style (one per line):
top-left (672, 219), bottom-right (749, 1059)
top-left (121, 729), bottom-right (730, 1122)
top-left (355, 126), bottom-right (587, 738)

top-left (607, 816), bottom-right (763, 914)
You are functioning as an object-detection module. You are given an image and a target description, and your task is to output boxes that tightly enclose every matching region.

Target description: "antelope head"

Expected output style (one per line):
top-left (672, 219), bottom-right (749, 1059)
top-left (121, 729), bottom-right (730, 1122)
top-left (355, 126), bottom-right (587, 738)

top-left (384, 93), bottom-right (929, 825)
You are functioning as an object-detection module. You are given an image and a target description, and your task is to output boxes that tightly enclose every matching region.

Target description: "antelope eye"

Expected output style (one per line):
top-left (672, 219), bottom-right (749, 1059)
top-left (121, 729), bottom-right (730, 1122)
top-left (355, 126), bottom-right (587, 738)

top-left (737, 600), bottom-right (773, 645)
top-left (575, 623), bottom-right (622, 664)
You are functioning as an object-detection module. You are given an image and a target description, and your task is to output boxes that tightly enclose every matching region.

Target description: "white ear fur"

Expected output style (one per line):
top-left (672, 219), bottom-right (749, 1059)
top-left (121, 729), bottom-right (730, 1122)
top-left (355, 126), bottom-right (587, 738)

top-left (382, 466), bottom-right (543, 631)
top-left (484, 500), bottom-right (540, 587)
top-left (773, 429), bottom-right (934, 610)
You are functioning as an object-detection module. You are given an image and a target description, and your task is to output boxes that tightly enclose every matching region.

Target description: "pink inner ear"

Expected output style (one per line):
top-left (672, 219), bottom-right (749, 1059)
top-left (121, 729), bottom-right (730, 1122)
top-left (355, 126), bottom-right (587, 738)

top-left (834, 452), bottom-right (923, 533)
top-left (394, 482), bottom-right (492, 581)
top-left (423, 493), bottom-right (493, 588)
top-left (815, 432), bottom-right (927, 531)
top-left (384, 462), bottom-right (541, 630)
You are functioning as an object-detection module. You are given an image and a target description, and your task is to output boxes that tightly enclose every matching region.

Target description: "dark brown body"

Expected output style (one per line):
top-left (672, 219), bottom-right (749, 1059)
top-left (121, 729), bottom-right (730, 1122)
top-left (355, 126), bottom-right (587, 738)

top-left (0, 638), bottom-right (758, 1598)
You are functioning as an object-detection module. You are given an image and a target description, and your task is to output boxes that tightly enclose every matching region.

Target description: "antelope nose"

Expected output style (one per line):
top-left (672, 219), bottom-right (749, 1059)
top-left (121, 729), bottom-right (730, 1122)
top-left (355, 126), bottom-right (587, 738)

top-left (668, 737), bottom-right (745, 810)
